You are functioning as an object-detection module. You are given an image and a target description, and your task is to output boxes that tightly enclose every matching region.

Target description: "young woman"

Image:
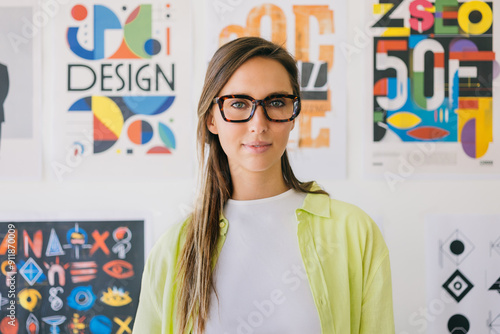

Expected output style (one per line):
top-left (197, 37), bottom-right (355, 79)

top-left (133, 37), bottom-right (395, 334)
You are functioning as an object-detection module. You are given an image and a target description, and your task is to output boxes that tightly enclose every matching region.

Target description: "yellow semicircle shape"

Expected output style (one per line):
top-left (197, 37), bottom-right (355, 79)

top-left (387, 112), bottom-right (422, 129)
top-left (92, 96), bottom-right (124, 138)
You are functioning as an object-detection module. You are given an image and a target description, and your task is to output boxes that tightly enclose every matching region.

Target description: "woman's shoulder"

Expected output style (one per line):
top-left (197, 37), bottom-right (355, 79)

top-left (147, 216), bottom-right (190, 262)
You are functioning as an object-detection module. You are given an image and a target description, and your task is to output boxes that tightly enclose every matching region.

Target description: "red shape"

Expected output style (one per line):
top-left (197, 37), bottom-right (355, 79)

top-left (449, 51), bottom-right (495, 61)
top-left (147, 146), bottom-right (171, 154)
top-left (434, 53), bottom-right (445, 68)
top-left (459, 100), bottom-right (479, 109)
top-left (115, 227), bottom-right (128, 240)
top-left (374, 78), bottom-right (388, 96)
top-left (71, 5), bottom-right (87, 21)
top-left (442, 11), bottom-right (458, 19)
top-left (407, 126), bottom-right (450, 140)
top-left (0, 317), bottom-right (18, 334)
top-left (109, 39), bottom-right (141, 59)
top-left (166, 27), bottom-right (171, 56)
top-left (94, 115), bottom-right (118, 141)
top-left (126, 6), bottom-right (140, 24)
top-left (127, 121), bottom-right (142, 144)
top-left (24, 230), bottom-right (42, 258)
top-left (377, 40), bottom-right (408, 53)
top-left (103, 260), bottom-right (135, 279)
top-left (0, 230), bottom-right (17, 255)
top-left (89, 230), bottom-right (110, 256)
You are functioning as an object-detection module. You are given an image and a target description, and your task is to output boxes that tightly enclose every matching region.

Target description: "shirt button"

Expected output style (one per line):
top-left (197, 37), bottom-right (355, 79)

top-left (219, 222), bottom-right (226, 228)
top-left (320, 297), bottom-right (326, 305)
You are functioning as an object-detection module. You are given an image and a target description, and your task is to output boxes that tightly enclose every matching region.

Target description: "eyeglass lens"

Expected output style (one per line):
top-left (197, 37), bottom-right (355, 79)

top-left (222, 96), bottom-right (296, 121)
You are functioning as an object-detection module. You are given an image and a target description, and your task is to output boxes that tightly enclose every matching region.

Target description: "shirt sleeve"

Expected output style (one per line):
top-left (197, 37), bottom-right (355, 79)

top-left (133, 245), bottom-right (164, 333)
top-left (359, 251), bottom-right (395, 334)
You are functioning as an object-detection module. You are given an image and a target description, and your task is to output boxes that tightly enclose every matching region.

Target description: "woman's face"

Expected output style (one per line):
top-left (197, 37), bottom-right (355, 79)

top-left (207, 56), bottom-right (295, 180)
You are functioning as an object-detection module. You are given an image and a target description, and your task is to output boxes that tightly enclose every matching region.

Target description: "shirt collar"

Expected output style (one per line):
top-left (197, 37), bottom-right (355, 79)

top-left (298, 182), bottom-right (331, 218)
top-left (218, 182), bottom-right (331, 228)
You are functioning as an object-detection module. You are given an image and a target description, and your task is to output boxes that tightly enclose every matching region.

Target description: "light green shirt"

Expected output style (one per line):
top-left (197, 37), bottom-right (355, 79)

top-left (133, 189), bottom-right (395, 333)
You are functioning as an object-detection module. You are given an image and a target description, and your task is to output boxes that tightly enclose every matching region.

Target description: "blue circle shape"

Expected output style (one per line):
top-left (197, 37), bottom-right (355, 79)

top-left (90, 315), bottom-right (113, 334)
top-left (144, 39), bottom-right (161, 56)
top-left (67, 286), bottom-right (96, 311)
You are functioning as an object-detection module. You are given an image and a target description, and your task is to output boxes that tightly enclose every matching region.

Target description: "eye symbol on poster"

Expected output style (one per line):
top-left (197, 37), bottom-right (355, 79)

top-left (442, 269), bottom-right (474, 303)
top-left (103, 259), bottom-right (134, 279)
top-left (101, 286), bottom-right (132, 307)
top-left (112, 227), bottom-right (132, 259)
top-left (439, 229), bottom-right (475, 267)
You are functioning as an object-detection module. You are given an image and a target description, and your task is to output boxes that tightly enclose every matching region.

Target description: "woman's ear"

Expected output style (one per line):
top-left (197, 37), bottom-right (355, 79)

top-left (207, 112), bottom-right (218, 134)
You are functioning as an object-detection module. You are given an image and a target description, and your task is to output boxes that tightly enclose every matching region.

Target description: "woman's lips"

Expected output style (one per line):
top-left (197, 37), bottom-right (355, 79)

top-left (242, 141), bottom-right (272, 153)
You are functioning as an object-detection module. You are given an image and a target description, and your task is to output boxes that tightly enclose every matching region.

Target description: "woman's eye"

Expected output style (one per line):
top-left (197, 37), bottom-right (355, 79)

top-left (268, 100), bottom-right (285, 108)
top-left (230, 101), bottom-right (248, 109)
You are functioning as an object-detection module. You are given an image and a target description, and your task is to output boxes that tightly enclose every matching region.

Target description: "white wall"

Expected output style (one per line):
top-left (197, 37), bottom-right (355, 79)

top-left (0, 0), bottom-right (499, 333)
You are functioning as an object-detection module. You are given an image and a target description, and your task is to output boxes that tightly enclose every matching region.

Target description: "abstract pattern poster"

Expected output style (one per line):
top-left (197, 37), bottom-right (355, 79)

top-left (50, 1), bottom-right (194, 181)
top-left (0, 0), bottom-right (42, 180)
top-left (205, 0), bottom-right (347, 179)
top-left (425, 214), bottom-right (500, 334)
top-left (0, 220), bottom-right (144, 333)
top-left (364, 0), bottom-right (500, 177)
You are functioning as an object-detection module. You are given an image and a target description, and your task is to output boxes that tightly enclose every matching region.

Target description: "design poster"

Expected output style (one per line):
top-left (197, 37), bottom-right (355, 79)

top-left (0, 0), bottom-right (42, 180)
top-left (425, 214), bottom-right (500, 334)
top-left (50, 1), bottom-right (194, 181)
top-left (365, 0), bottom-right (500, 179)
top-left (205, 0), bottom-right (348, 179)
top-left (0, 220), bottom-right (144, 333)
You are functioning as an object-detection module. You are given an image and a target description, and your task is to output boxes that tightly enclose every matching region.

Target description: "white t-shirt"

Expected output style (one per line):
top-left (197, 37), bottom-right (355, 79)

top-left (203, 189), bottom-right (322, 334)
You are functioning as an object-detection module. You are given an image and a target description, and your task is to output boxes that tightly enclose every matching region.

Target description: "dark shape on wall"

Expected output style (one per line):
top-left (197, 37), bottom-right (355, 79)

top-left (447, 314), bottom-right (470, 333)
top-left (440, 229), bottom-right (475, 267)
top-left (489, 277), bottom-right (500, 294)
top-left (442, 270), bottom-right (474, 303)
top-left (0, 63), bottom-right (9, 150)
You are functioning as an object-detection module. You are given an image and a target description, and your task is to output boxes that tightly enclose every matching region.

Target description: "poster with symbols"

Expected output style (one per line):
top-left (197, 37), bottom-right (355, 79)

top-left (364, 0), bottom-right (500, 180)
top-left (0, 220), bottom-right (144, 333)
top-left (49, 0), bottom-right (194, 181)
top-left (425, 214), bottom-right (500, 334)
top-left (205, 0), bottom-right (348, 179)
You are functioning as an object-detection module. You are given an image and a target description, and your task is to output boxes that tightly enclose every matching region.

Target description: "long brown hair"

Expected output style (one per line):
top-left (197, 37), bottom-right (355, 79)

top-left (175, 37), bottom-right (328, 334)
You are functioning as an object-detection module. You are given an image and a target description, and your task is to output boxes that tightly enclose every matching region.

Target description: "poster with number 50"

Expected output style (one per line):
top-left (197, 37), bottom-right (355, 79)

top-left (365, 0), bottom-right (500, 181)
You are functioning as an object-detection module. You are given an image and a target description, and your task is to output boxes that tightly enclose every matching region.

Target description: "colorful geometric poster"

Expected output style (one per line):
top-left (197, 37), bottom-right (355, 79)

top-left (205, 0), bottom-right (347, 179)
top-left (425, 215), bottom-right (500, 334)
top-left (50, 1), bottom-right (193, 181)
top-left (0, 220), bottom-right (144, 333)
top-left (0, 0), bottom-right (42, 180)
top-left (365, 0), bottom-right (500, 178)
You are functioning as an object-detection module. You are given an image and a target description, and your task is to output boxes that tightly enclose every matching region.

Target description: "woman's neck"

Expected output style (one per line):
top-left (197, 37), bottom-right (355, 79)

top-left (230, 170), bottom-right (289, 201)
